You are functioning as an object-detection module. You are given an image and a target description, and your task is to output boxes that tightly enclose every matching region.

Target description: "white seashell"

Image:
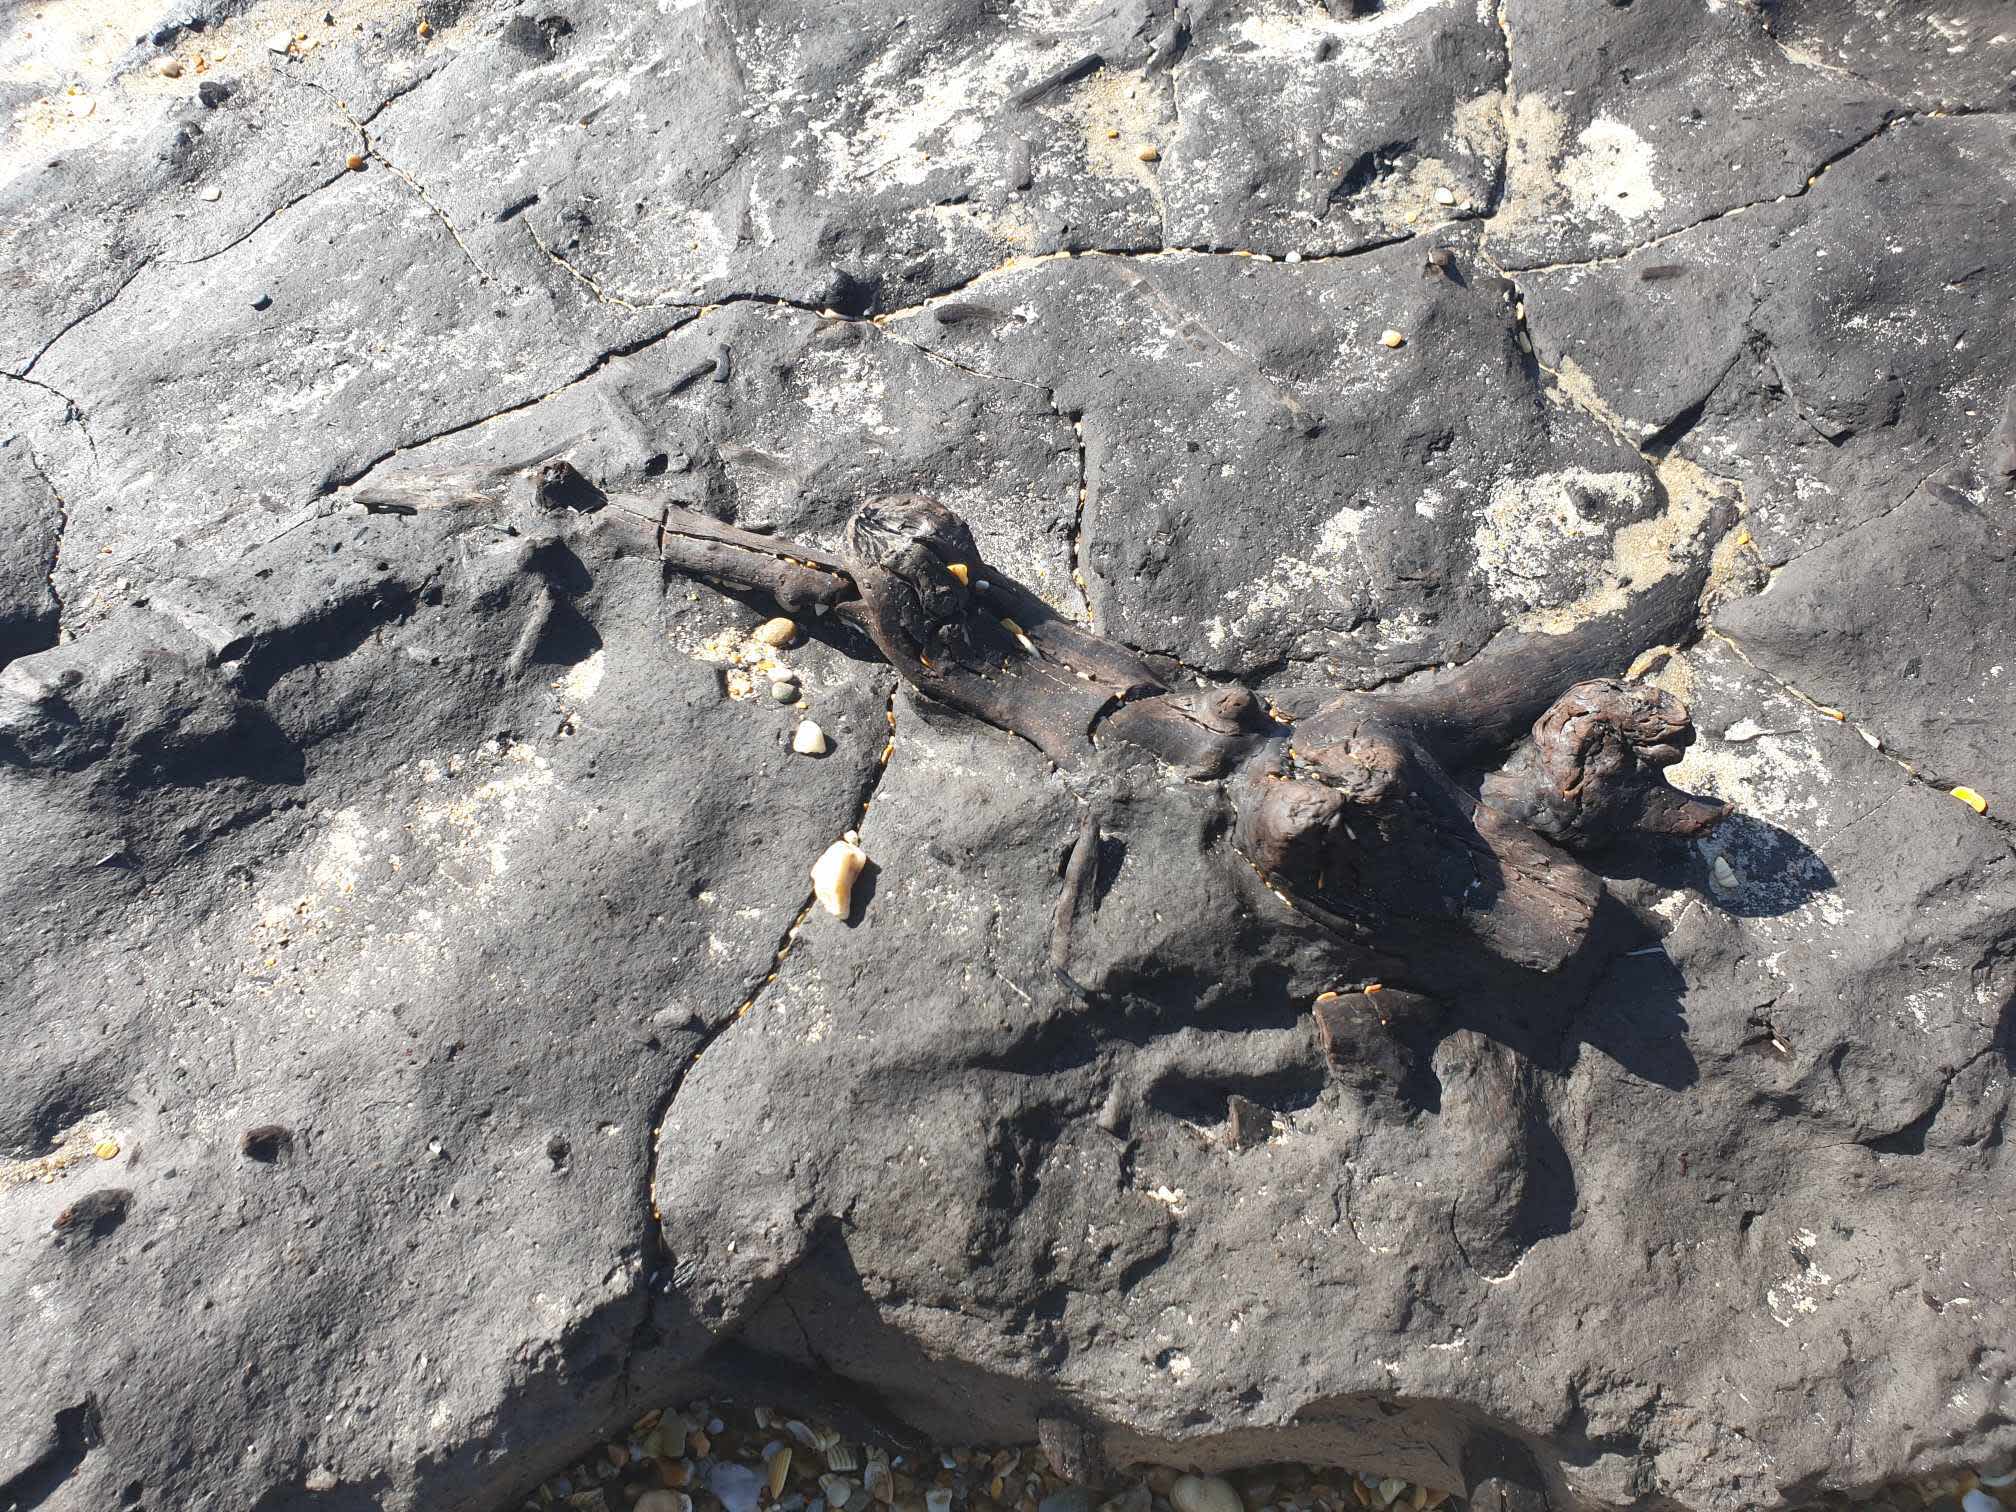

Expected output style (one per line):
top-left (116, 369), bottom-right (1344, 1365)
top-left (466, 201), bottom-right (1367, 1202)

top-left (863, 1457), bottom-right (893, 1504)
top-left (821, 1475), bottom-right (858, 1505)
top-left (788, 1422), bottom-right (820, 1450)
top-left (1170, 1476), bottom-right (1243, 1512)
top-left (812, 839), bottom-right (868, 918)
top-left (1710, 854), bottom-right (1740, 892)
top-left (793, 720), bottom-right (828, 755)
top-left (824, 1443), bottom-right (860, 1472)
top-left (1962, 1494), bottom-right (2002, 1512)
top-left (1980, 1470), bottom-right (2016, 1488)
top-left (1377, 1481), bottom-right (1407, 1508)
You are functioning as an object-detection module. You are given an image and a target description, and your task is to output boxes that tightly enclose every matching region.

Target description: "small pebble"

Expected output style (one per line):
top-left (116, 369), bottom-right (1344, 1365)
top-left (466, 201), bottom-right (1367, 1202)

top-left (417, 19), bottom-right (434, 38)
top-left (1710, 855), bottom-right (1740, 891)
top-left (1170, 1477), bottom-right (1242, 1512)
top-left (1963, 1494), bottom-right (2002, 1512)
top-left (200, 186), bottom-right (222, 202)
top-left (753, 617), bottom-right (798, 647)
top-left (156, 58), bottom-right (185, 78)
top-left (770, 681), bottom-right (799, 704)
top-left (1434, 186), bottom-right (1457, 205)
top-left (346, 152), bottom-right (365, 171)
top-left (793, 721), bottom-right (829, 756)
top-left (812, 839), bottom-right (868, 919)
top-left (1284, 250), bottom-right (1302, 263)
top-left (1136, 144), bottom-right (1160, 162)
top-left (251, 292), bottom-right (273, 311)
top-left (1379, 329), bottom-right (1405, 348)
top-left (710, 1461), bottom-right (762, 1512)
top-left (267, 31), bottom-right (293, 54)
top-left (1104, 128), bottom-right (1120, 139)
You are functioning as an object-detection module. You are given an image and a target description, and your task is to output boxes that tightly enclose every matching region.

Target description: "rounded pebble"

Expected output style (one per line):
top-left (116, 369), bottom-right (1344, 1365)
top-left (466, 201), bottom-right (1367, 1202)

top-left (156, 58), bottom-right (185, 78)
top-left (1170, 1476), bottom-right (1242, 1512)
top-left (1379, 329), bottom-right (1405, 348)
top-left (753, 616), bottom-right (798, 647)
top-left (200, 186), bottom-right (222, 202)
top-left (1137, 144), bottom-right (1160, 162)
top-left (793, 721), bottom-right (828, 756)
top-left (267, 31), bottom-right (293, 54)
top-left (345, 152), bottom-right (365, 171)
top-left (770, 681), bottom-right (799, 704)
top-left (251, 292), bottom-right (273, 311)
top-left (1434, 186), bottom-right (1457, 205)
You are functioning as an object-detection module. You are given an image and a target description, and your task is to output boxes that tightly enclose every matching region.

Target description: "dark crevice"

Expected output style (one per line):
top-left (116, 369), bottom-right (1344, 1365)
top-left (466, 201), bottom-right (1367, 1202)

top-left (0, 1397), bottom-right (103, 1510)
top-left (14, 261), bottom-right (154, 379)
top-left (632, 684), bottom-right (901, 1371)
top-left (326, 318), bottom-right (697, 498)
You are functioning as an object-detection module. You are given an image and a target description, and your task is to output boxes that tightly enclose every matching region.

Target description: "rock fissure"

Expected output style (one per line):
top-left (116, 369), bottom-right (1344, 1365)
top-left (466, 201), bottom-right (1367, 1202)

top-left (1488, 108), bottom-right (1943, 279)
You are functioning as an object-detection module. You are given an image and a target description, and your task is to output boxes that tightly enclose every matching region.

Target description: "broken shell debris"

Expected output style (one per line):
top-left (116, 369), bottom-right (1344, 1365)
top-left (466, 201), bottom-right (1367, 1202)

top-left (514, 1401), bottom-right (2008, 1512)
top-left (515, 1402), bottom-right (1478, 1512)
top-left (811, 836), bottom-right (868, 917)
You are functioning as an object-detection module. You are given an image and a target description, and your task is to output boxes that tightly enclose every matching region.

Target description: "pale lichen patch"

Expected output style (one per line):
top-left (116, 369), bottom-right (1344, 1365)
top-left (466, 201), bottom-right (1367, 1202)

top-left (1473, 468), bottom-right (1635, 613)
top-left (1559, 116), bottom-right (1667, 224)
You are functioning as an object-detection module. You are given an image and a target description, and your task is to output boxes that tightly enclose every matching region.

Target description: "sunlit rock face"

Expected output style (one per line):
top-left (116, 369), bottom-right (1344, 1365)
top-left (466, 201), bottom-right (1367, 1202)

top-left (2, 2), bottom-right (2011, 1509)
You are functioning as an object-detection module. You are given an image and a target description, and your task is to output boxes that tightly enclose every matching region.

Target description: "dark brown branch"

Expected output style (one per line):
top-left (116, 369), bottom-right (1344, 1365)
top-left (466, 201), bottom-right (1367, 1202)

top-left (1480, 678), bottom-right (1729, 851)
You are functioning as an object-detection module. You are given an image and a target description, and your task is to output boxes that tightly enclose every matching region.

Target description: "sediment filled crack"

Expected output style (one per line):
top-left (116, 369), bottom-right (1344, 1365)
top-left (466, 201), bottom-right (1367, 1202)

top-left (635, 684), bottom-right (902, 1326)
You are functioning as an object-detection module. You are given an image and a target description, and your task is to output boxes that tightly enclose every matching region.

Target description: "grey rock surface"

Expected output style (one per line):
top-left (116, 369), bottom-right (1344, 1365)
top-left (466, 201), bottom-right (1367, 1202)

top-left (2, 2), bottom-right (2011, 1512)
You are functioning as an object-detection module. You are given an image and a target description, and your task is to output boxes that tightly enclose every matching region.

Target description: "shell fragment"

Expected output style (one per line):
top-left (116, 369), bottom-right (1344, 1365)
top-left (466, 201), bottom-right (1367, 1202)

top-left (812, 839), bottom-right (868, 919)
